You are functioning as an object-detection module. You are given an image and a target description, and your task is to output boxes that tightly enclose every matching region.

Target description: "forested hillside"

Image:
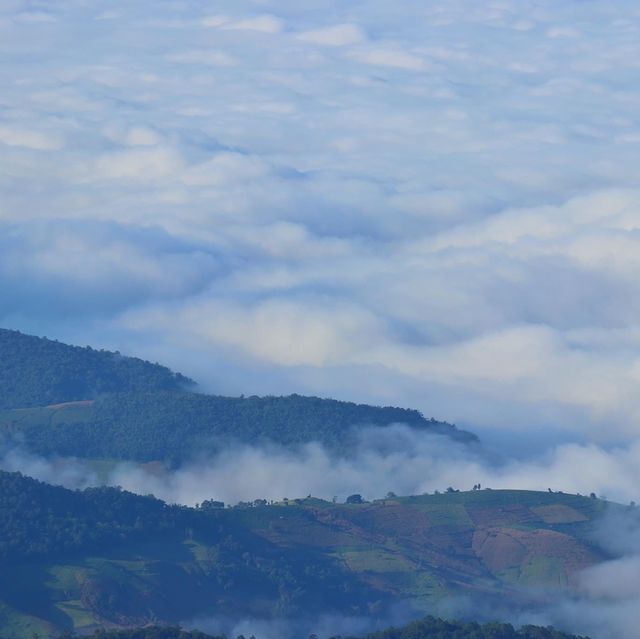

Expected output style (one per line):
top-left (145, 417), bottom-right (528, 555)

top-left (72, 630), bottom-right (224, 639)
top-left (0, 470), bottom-right (609, 638)
top-left (0, 329), bottom-right (194, 409)
top-left (70, 618), bottom-right (589, 639)
top-left (0, 390), bottom-right (474, 463)
top-left (0, 471), bottom-right (203, 563)
top-left (0, 327), bottom-right (475, 464)
top-left (348, 616), bottom-right (589, 639)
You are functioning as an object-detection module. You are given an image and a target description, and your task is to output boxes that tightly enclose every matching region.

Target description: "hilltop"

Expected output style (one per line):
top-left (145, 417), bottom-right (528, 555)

top-left (0, 328), bottom-right (194, 410)
top-left (0, 470), bottom-right (612, 638)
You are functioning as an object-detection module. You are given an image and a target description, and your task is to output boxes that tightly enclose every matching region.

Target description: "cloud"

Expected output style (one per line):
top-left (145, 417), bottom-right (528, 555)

top-left (349, 47), bottom-right (429, 71)
top-left (165, 49), bottom-right (238, 67)
top-left (220, 15), bottom-right (284, 34)
top-left (0, 220), bottom-right (220, 318)
top-left (91, 146), bottom-right (185, 181)
top-left (297, 24), bottom-right (367, 47)
top-left (5, 425), bottom-right (640, 509)
top-left (0, 125), bottom-right (63, 150)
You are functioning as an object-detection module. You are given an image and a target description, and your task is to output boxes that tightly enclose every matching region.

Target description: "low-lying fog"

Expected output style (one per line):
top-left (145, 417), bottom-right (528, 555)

top-left (2, 424), bottom-right (638, 507)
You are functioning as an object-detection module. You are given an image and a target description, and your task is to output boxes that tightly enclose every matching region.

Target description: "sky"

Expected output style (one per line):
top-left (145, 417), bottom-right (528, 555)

top-left (2, 0), bottom-right (640, 443)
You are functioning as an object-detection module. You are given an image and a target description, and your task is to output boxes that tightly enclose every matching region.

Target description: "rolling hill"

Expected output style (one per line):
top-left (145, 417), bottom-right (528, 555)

top-left (0, 470), bottom-right (611, 638)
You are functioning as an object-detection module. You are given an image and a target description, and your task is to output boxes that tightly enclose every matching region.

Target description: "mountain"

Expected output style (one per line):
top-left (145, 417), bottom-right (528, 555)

top-left (0, 328), bottom-right (475, 464)
top-left (0, 470), bottom-right (610, 638)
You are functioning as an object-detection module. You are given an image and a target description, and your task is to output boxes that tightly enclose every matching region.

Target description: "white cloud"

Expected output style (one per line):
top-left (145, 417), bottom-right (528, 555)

top-left (201, 15), bottom-right (230, 28)
top-left (5, 426), bottom-right (640, 509)
top-left (91, 146), bottom-right (185, 181)
top-left (350, 47), bottom-right (429, 70)
top-left (124, 126), bottom-right (164, 146)
top-left (165, 49), bottom-right (238, 67)
top-left (181, 152), bottom-right (271, 187)
top-left (0, 125), bottom-right (63, 150)
top-left (13, 11), bottom-right (56, 24)
top-left (220, 15), bottom-right (284, 34)
top-left (123, 297), bottom-right (385, 368)
top-left (297, 24), bottom-right (367, 47)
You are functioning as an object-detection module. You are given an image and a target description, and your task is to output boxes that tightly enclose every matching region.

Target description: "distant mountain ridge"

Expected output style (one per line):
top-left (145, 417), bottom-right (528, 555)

top-left (0, 328), bottom-right (476, 463)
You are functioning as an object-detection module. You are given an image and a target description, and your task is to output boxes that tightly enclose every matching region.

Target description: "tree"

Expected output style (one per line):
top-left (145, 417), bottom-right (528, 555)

top-left (200, 499), bottom-right (225, 511)
top-left (346, 494), bottom-right (364, 504)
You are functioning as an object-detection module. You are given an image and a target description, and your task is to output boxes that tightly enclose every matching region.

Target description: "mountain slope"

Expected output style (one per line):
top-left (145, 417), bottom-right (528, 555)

top-left (0, 391), bottom-right (474, 463)
top-left (0, 471), bottom-right (611, 638)
top-left (0, 329), bottom-right (194, 410)
top-left (0, 328), bottom-right (475, 463)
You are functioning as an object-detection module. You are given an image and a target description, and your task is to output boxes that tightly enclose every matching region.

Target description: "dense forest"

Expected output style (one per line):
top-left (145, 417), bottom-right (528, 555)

top-left (0, 328), bottom-right (194, 409)
top-left (67, 630), bottom-right (224, 639)
top-left (0, 470), bottom-right (205, 563)
top-left (66, 630), bottom-right (224, 639)
top-left (61, 617), bottom-right (590, 639)
top-left (0, 390), bottom-right (474, 463)
top-left (343, 616), bottom-right (589, 639)
top-left (1, 469), bottom-right (381, 629)
top-left (0, 329), bottom-right (475, 463)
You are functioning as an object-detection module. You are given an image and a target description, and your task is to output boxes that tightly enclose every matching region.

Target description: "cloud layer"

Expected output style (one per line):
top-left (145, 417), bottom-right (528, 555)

top-left (2, 1), bottom-right (640, 440)
top-left (3, 426), bottom-right (640, 507)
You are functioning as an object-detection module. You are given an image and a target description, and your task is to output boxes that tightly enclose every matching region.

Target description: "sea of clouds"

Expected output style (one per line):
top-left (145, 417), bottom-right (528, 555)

top-left (2, 1), bottom-right (640, 442)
